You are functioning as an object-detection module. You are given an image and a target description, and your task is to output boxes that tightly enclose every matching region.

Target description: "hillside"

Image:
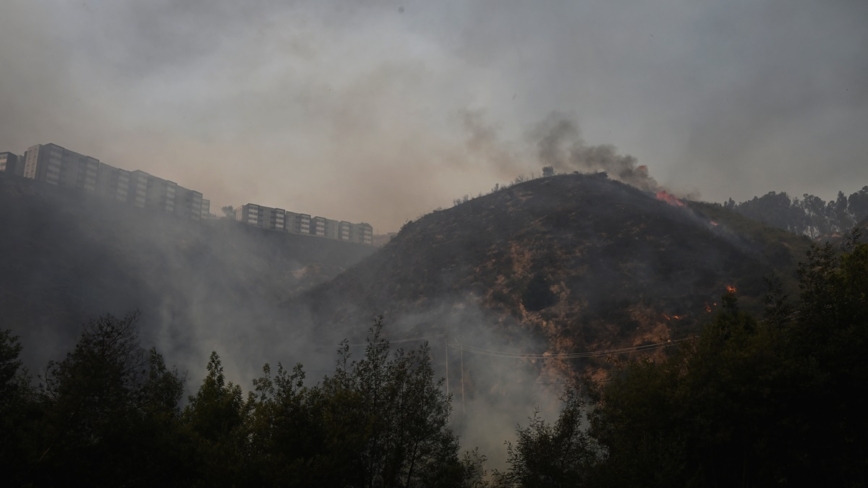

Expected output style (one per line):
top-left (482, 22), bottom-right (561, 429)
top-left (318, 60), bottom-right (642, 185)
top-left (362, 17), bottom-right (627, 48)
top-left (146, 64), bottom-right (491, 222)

top-left (0, 172), bottom-right (375, 373)
top-left (296, 174), bottom-right (813, 376)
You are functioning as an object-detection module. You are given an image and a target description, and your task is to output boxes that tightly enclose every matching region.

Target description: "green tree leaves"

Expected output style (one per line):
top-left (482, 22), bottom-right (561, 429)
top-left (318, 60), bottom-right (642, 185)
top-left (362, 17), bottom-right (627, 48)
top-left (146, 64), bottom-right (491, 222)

top-left (583, 237), bottom-right (868, 487)
top-left (3, 313), bottom-right (479, 487)
top-left (494, 388), bottom-right (597, 488)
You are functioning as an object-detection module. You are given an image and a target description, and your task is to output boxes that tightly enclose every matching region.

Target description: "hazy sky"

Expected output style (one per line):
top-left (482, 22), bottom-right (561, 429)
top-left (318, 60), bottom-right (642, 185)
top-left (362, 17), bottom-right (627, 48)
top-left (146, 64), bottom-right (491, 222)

top-left (2, 0), bottom-right (866, 232)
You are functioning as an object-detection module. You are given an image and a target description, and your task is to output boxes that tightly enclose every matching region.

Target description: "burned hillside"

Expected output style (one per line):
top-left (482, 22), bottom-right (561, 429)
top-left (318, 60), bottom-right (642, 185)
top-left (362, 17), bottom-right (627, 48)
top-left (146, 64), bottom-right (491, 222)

top-left (296, 174), bottom-right (812, 371)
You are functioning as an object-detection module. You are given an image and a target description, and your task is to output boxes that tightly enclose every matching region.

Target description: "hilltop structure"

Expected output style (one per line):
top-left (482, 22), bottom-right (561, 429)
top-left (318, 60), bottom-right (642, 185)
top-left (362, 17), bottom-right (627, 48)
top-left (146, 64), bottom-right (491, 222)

top-left (6, 143), bottom-right (210, 220)
top-left (0, 152), bottom-right (25, 175)
top-left (237, 203), bottom-right (373, 245)
top-left (1, 142), bottom-right (374, 245)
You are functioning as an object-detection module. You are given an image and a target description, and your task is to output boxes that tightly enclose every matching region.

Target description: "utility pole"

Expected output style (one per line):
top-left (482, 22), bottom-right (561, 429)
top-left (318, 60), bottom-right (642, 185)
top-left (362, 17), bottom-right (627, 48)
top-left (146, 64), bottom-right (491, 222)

top-left (444, 338), bottom-right (449, 397)
top-left (460, 345), bottom-right (465, 414)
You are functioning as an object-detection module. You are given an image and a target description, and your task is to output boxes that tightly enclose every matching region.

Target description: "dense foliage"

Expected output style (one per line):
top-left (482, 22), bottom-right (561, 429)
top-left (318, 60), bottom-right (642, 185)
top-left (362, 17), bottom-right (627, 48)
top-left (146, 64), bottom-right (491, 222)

top-left (725, 187), bottom-right (868, 238)
top-left (2, 232), bottom-right (865, 486)
top-left (0, 316), bottom-right (482, 487)
top-left (498, 233), bottom-right (868, 487)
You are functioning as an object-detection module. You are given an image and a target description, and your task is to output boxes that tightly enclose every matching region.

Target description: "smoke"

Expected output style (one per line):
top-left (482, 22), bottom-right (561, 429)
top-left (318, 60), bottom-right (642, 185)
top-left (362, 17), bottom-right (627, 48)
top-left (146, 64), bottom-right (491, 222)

top-left (529, 112), bottom-right (662, 192)
top-left (3, 1), bottom-right (867, 230)
top-left (461, 109), bottom-right (523, 177)
top-left (368, 300), bottom-right (567, 470)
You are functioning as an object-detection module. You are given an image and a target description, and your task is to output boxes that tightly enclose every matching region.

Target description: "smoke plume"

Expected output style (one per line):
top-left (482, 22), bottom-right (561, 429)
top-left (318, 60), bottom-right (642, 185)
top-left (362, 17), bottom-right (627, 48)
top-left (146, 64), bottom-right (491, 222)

top-left (532, 113), bottom-right (661, 192)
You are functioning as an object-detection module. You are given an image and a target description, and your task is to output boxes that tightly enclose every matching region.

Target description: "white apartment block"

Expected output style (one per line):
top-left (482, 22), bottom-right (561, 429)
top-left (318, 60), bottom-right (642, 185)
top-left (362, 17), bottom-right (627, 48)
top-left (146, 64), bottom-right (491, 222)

top-left (6, 143), bottom-right (369, 241)
top-left (323, 218), bottom-right (339, 240)
top-left (0, 152), bottom-right (25, 175)
top-left (175, 186), bottom-right (204, 221)
top-left (350, 223), bottom-right (374, 245)
top-left (311, 216), bottom-right (327, 237)
top-left (11, 143), bottom-right (208, 222)
top-left (338, 221), bottom-right (351, 241)
top-left (96, 164), bottom-right (130, 202)
top-left (285, 211), bottom-right (311, 235)
top-left (239, 203), bottom-right (373, 245)
top-left (238, 203), bottom-right (271, 229)
top-left (144, 173), bottom-right (177, 213)
top-left (127, 171), bottom-right (149, 208)
top-left (238, 204), bottom-right (290, 231)
top-left (26, 144), bottom-right (99, 193)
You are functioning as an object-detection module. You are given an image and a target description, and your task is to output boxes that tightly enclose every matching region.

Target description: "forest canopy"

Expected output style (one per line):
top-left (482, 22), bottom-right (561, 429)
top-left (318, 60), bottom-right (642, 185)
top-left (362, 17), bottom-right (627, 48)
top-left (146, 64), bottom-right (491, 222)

top-left (2, 233), bottom-right (866, 487)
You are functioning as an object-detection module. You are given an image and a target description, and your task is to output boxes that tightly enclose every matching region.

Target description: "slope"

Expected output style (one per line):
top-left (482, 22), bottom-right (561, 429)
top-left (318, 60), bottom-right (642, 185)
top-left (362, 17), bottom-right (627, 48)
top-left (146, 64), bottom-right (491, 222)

top-left (297, 174), bottom-right (812, 368)
top-left (0, 172), bottom-right (375, 373)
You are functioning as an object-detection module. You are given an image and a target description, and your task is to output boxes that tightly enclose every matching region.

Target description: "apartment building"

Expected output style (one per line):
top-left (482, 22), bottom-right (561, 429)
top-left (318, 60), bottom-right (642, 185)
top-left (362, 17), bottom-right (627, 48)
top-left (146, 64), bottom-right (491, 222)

top-left (128, 170), bottom-right (201, 219)
top-left (20, 147), bottom-right (39, 179)
top-left (350, 223), bottom-right (374, 245)
top-left (323, 218), bottom-right (339, 239)
top-left (127, 171), bottom-right (149, 208)
top-left (337, 221), bottom-right (351, 241)
top-left (9, 143), bottom-right (374, 243)
top-left (310, 216), bottom-right (327, 237)
top-left (25, 143), bottom-right (99, 193)
top-left (8, 142), bottom-right (211, 225)
top-left (237, 202), bottom-right (373, 245)
top-left (285, 211), bottom-right (311, 234)
top-left (237, 203), bottom-right (262, 226)
top-left (238, 204), bottom-right (284, 231)
top-left (0, 152), bottom-right (24, 175)
top-left (144, 174), bottom-right (177, 213)
top-left (270, 207), bottom-right (286, 231)
top-left (96, 164), bottom-right (130, 202)
top-left (175, 186), bottom-right (204, 221)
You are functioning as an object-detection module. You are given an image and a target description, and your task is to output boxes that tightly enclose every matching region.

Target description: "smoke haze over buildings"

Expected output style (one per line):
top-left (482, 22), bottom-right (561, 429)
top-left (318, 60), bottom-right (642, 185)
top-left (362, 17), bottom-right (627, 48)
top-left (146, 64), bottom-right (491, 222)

top-left (2, 0), bottom-right (867, 232)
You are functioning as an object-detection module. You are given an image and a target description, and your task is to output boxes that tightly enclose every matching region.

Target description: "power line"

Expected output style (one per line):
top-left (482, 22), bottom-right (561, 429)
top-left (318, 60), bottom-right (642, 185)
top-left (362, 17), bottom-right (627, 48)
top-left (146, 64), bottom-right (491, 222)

top-left (451, 338), bottom-right (689, 359)
top-left (346, 335), bottom-right (444, 348)
top-left (345, 334), bottom-right (687, 359)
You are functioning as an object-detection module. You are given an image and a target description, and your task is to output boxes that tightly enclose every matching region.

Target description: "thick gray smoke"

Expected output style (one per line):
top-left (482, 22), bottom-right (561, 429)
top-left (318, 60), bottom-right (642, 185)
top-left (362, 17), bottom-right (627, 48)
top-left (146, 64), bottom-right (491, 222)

top-left (531, 113), bottom-right (662, 193)
top-left (0, 178), bottom-right (564, 470)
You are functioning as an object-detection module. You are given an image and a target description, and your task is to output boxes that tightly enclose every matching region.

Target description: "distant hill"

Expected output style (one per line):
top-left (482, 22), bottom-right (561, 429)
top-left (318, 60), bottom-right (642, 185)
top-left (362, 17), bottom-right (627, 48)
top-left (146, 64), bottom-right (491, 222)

top-left (0, 170), bottom-right (822, 386)
top-left (0, 172), bottom-right (375, 374)
top-left (295, 174), bottom-right (813, 379)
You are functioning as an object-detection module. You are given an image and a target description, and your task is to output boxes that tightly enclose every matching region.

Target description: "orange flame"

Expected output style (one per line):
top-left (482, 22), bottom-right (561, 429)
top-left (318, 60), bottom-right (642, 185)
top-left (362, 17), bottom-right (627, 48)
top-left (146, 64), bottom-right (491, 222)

top-left (726, 285), bottom-right (737, 294)
top-left (655, 190), bottom-right (685, 207)
top-left (705, 303), bottom-right (712, 313)
top-left (662, 313), bottom-right (671, 321)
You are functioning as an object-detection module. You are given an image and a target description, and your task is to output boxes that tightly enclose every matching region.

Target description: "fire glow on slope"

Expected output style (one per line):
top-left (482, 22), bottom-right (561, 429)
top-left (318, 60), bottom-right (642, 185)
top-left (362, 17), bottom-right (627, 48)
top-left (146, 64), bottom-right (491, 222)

top-left (655, 190), bottom-right (686, 207)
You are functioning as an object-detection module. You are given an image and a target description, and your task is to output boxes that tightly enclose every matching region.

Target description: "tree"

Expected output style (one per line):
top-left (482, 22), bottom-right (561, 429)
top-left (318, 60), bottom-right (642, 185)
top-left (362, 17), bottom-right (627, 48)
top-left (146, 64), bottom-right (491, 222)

top-left (848, 186), bottom-right (868, 223)
top-left (221, 205), bottom-right (236, 219)
top-left (31, 312), bottom-right (191, 487)
top-left (493, 388), bottom-right (597, 488)
top-left (315, 318), bottom-right (467, 488)
top-left (184, 351), bottom-right (248, 487)
top-left (580, 236), bottom-right (868, 487)
top-left (246, 362), bottom-right (325, 487)
top-left (0, 329), bottom-right (34, 485)
top-left (214, 317), bottom-right (480, 488)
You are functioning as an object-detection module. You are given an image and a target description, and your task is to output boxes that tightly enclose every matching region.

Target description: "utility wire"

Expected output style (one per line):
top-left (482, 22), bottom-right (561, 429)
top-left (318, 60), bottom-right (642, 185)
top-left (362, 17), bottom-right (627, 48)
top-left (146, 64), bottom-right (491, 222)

top-left (345, 334), bottom-right (688, 359)
top-left (451, 338), bottom-right (689, 359)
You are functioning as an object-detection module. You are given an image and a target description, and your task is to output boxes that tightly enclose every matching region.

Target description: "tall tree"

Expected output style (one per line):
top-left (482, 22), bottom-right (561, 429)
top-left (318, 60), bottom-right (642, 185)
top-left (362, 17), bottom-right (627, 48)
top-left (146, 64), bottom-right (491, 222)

top-left (184, 351), bottom-right (249, 487)
top-left (31, 312), bottom-right (190, 487)
top-left (493, 388), bottom-right (597, 488)
top-left (0, 329), bottom-right (35, 485)
top-left (578, 235), bottom-right (868, 487)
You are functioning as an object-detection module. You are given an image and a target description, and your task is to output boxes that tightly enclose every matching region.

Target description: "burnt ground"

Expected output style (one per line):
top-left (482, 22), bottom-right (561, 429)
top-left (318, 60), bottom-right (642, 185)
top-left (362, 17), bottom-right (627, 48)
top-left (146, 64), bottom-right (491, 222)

top-left (294, 174), bottom-right (812, 377)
